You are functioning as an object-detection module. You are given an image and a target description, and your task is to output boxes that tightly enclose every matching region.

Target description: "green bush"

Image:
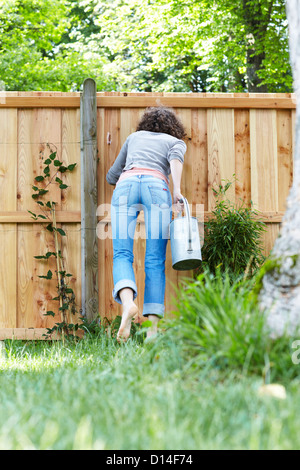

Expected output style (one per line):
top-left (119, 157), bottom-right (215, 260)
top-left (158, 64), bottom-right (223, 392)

top-left (161, 270), bottom-right (298, 382)
top-left (201, 179), bottom-right (266, 278)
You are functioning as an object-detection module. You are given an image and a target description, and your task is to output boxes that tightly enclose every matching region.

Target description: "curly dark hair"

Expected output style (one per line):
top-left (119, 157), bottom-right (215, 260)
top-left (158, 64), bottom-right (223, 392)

top-left (136, 106), bottom-right (186, 139)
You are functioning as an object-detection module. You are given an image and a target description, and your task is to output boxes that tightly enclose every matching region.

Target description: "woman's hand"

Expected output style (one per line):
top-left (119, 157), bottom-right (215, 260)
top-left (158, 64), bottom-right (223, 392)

top-left (173, 189), bottom-right (184, 213)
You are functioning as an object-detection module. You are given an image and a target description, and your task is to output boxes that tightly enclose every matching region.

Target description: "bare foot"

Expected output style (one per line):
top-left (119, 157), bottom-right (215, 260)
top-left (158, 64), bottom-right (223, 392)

top-left (146, 315), bottom-right (159, 339)
top-left (117, 303), bottom-right (138, 343)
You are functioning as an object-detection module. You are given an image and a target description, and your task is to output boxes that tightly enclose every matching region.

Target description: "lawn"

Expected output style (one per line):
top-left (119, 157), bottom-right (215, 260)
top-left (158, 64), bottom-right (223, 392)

top-left (1, 331), bottom-right (300, 450)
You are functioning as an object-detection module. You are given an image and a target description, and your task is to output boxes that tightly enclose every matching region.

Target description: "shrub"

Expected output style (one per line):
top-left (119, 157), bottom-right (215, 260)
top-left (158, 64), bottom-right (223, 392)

top-left (200, 178), bottom-right (266, 278)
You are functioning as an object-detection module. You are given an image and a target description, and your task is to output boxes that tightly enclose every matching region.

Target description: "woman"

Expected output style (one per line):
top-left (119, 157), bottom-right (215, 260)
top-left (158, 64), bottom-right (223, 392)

top-left (106, 106), bottom-right (186, 342)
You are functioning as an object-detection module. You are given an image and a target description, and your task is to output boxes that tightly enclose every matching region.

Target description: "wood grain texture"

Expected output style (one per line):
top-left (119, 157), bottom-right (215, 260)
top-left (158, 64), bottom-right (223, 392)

top-left (0, 109), bottom-right (17, 327)
top-left (80, 79), bottom-right (98, 321)
top-left (277, 109), bottom-right (293, 212)
top-left (250, 94), bottom-right (281, 257)
top-left (103, 105), bottom-right (121, 320)
top-left (0, 225), bottom-right (17, 327)
top-left (17, 100), bottom-right (63, 329)
top-left (61, 106), bottom-right (81, 322)
top-left (235, 108), bottom-right (251, 206)
top-left (0, 328), bottom-right (54, 340)
top-left (250, 108), bottom-right (278, 212)
top-left (0, 211), bottom-right (80, 223)
top-left (207, 107), bottom-right (235, 209)
top-left (1, 93), bottom-right (296, 109)
top-left (191, 109), bottom-right (208, 211)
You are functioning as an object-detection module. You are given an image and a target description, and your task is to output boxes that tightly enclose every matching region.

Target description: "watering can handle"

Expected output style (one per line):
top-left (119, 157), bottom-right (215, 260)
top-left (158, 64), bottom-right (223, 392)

top-left (179, 198), bottom-right (193, 252)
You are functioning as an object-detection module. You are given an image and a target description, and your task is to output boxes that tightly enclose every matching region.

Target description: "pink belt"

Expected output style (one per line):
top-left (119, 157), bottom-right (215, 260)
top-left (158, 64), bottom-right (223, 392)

top-left (116, 167), bottom-right (169, 186)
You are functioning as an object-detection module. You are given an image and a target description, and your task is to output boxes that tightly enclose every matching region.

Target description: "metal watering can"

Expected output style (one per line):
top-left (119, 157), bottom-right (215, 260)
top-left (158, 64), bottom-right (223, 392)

top-left (169, 197), bottom-right (202, 271)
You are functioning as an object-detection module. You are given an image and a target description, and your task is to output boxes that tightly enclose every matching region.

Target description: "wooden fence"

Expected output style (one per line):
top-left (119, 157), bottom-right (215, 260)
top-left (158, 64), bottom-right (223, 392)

top-left (0, 90), bottom-right (296, 339)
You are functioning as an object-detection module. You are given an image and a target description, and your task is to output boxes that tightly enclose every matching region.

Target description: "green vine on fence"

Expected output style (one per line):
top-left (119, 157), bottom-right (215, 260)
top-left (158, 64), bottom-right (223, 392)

top-left (28, 143), bottom-right (79, 340)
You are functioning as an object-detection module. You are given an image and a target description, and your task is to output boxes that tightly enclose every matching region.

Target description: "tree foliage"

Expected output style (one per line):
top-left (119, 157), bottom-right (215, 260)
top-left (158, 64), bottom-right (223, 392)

top-left (0, 0), bottom-right (112, 91)
top-left (0, 0), bottom-right (292, 92)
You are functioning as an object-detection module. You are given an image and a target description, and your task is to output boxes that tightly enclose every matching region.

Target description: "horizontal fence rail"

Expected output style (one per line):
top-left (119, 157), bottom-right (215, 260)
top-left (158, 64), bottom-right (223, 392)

top-left (0, 91), bottom-right (296, 338)
top-left (0, 92), bottom-right (297, 109)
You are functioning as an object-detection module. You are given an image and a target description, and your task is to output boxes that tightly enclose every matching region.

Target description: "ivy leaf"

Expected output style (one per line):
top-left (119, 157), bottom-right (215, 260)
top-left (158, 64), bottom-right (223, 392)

top-left (67, 163), bottom-right (77, 171)
top-left (59, 184), bottom-right (68, 190)
top-left (37, 201), bottom-right (44, 206)
top-left (32, 194), bottom-right (39, 200)
top-left (32, 185), bottom-right (39, 191)
top-left (35, 176), bottom-right (45, 182)
top-left (38, 270), bottom-right (53, 280)
top-left (45, 223), bottom-right (53, 232)
top-left (49, 152), bottom-right (57, 160)
top-left (56, 228), bottom-right (66, 236)
top-left (45, 311), bottom-right (55, 317)
top-left (54, 160), bottom-right (62, 167)
top-left (59, 166), bottom-right (68, 173)
top-left (38, 189), bottom-right (49, 196)
top-left (28, 210), bottom-right (37, 220)
top-left (43, 166), bottom-right (50, 175)
top-left (55, 177), bottom-right (62, 184)
top-left (46, 269), bottom-right (53, 279)
top-left (44, 158), bottom-right (52, 165)
top-left (59, 303), bottom-right (69, 311)
top-left (34, 252), bottom-right (56, 261)
top-left (38, 214), bottom-right (47, 219)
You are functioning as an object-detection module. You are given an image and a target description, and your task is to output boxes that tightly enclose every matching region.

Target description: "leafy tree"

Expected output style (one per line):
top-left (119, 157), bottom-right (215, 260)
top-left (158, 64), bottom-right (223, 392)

top-left (0, 0), bottom-right (112, 91)
top-left (91, 0), bottom-right (292, 92)
top-left (0, 0), bottom-right (292, 92)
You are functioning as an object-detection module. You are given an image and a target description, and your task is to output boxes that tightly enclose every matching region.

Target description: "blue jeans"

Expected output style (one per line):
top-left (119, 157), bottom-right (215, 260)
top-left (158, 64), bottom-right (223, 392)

top-left (111, 175), bottom-right (172, 318)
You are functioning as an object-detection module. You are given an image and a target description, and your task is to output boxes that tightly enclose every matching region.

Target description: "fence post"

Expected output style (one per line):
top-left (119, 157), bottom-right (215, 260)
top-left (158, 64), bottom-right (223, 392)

top-left (80, 78), bottom-right (98, 322)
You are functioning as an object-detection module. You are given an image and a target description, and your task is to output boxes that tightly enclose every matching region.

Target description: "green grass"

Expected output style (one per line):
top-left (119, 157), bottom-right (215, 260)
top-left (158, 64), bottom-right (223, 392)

top-left (162, 270), bottom-right (300, 382)
top-left (1, 334), bottom-right (300, 450)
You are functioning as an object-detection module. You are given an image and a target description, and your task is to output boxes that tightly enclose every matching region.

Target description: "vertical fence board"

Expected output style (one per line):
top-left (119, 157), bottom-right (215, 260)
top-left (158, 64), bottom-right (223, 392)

top-left (235, 109), bottom-right (251, 206)
top-left (191, 109), bottom-right (208, 211)
top-left (16, 224), bottom-right (33, 328)
top-left (250, 104), bottom-right (280, 255)
top-left (16, 108), bottom-right (34, 328)
top-left (97, 106), bottom-right (106, 318)
top-left (104, 107), bottom-right (121, 320)
top-left (277, 109), bottom-right (293, 211)
top-left (17, 106), bottom-right (62, 328)
top-left (62, 108), bottom-right (81, 321)
top-left (207, 108), bottom-right (235, 210)
top-left (0, 109), bottom-right (17, 327)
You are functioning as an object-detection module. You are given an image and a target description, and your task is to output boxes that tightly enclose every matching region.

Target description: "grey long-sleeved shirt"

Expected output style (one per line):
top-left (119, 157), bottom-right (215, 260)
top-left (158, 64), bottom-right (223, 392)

top-left (106, 130), bottom-right (186, 185)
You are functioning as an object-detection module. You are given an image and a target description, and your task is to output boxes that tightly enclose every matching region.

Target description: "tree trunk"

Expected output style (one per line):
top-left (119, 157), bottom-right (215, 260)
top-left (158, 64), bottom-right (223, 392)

top-left (258, 0), bottom-right (300, 338)
top-left (247, 49), bottom-right (268, 92)
top-left (241, 0), bottom-right (269, 92)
